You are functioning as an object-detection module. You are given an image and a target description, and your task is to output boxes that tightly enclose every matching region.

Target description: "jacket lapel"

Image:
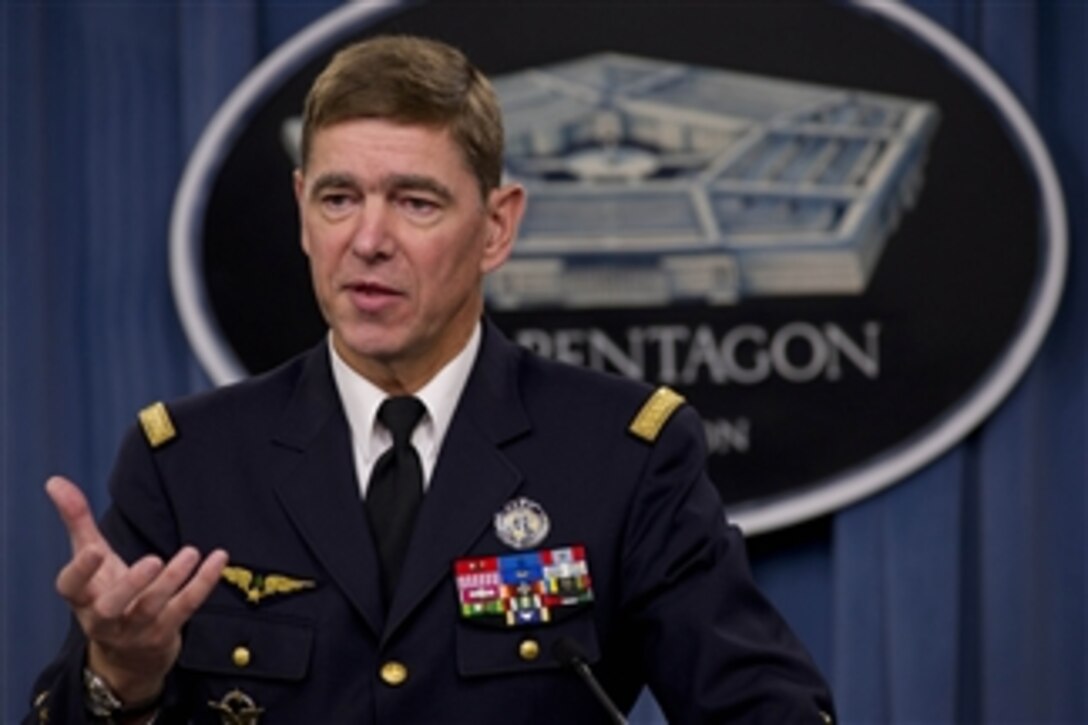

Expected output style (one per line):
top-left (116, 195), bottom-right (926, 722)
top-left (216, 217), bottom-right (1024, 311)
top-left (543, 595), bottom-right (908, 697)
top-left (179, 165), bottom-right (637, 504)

top-left (384, 321), bottom-right (530, 640)
top-left (268, 345), bottom-right (386, 636)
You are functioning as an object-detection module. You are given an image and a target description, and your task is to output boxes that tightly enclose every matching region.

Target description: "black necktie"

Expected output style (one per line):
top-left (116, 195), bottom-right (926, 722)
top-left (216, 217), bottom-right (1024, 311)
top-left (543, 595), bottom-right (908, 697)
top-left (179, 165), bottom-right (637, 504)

top-left (365, 396), bottom-right (426, 607)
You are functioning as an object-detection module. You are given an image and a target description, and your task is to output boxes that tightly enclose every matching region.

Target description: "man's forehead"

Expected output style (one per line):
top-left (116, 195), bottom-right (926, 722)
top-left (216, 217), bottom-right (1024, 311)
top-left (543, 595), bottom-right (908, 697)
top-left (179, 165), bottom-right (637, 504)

top-left (304, 118), bottom-right (482, 194)
top-left (309, 119), bottom-right (456, 157)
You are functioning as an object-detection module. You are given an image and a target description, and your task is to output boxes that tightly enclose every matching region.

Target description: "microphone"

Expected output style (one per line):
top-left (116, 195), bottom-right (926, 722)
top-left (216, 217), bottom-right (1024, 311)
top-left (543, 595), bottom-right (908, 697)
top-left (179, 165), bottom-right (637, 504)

top-left (553, 636), bottom-right (628, 725)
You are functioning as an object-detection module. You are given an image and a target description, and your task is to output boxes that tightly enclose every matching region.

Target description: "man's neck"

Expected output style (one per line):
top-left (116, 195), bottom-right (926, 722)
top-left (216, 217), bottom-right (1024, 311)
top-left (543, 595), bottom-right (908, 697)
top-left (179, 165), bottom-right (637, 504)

top-left (331, 322), bottom-right (480, 395)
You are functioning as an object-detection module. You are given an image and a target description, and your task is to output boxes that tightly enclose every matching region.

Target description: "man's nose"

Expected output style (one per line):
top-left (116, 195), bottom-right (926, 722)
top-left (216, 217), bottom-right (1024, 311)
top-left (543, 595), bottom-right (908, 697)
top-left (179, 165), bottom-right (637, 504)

top-left (351, 201), bottom-right (395, 259)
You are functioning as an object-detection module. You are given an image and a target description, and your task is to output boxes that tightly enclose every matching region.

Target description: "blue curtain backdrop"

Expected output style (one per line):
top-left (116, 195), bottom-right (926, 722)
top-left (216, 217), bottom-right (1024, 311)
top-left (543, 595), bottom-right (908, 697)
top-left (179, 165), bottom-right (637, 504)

top-left (2, 2), bottom-right (1085, 722)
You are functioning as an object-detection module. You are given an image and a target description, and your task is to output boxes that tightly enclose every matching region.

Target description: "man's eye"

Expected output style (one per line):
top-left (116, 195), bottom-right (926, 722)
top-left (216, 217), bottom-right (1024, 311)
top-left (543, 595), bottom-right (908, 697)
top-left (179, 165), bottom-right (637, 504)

top-left (400, 196), bottom-right (440, 216)
top-left (321, 193), bottom-right (352, 208)
top-left (318, 193), bottom-right (358, 218)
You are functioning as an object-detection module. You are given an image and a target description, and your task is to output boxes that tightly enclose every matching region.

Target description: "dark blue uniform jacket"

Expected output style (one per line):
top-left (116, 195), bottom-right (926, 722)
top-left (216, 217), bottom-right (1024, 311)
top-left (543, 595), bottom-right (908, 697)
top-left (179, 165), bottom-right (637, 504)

top-left (28, 321), bottom-right (834, 724)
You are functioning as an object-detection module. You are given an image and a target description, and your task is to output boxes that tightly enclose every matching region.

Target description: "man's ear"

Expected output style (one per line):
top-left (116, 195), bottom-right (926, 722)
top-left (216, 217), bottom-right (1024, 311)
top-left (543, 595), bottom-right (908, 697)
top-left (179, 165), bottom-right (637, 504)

top-left (480, 183), bottom-right (526, 274)
top-left (293, 168), bottom-right (311, 255)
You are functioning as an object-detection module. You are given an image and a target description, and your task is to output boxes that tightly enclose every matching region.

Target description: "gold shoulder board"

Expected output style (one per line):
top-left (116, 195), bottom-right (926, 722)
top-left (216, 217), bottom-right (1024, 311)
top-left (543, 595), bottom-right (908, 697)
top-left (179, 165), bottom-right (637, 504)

top-left (628, 386), bottom-right (686, 443)
top-left (138, 401), bottom-right (177, 448)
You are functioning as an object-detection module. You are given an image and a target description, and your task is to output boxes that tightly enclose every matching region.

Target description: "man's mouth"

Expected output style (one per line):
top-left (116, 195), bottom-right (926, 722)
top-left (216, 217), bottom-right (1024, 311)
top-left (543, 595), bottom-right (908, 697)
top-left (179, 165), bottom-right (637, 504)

top-left (344, 280), bottom-right (403, 311)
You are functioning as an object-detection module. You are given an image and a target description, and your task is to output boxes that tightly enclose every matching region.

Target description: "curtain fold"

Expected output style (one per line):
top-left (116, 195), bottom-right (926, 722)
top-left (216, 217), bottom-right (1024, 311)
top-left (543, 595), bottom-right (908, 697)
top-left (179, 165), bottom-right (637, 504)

top-left (3, 2), bottom-right (1085, 722)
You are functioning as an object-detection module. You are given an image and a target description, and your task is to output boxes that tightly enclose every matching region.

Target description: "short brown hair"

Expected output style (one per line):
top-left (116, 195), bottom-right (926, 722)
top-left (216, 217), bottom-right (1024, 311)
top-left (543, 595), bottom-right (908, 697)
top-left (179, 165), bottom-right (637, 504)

top-left (300, 35), bottom-right (504, 195)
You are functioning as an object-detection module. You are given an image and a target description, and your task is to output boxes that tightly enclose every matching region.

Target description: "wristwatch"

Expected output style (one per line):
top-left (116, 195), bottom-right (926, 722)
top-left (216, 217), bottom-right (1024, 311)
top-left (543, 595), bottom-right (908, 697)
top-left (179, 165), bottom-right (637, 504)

top-left (83, 668), bottom-right (161, 723)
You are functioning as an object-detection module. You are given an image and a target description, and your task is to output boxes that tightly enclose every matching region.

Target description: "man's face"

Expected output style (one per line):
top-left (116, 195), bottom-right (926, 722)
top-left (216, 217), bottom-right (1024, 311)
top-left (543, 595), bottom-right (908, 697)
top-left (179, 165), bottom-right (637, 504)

top-left (295, 118), bottom-right (523, 391)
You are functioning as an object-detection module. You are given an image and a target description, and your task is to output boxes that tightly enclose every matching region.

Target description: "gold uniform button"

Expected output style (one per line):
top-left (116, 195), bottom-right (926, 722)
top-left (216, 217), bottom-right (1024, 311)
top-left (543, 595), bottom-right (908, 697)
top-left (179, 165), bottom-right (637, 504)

top-left (518, 639), bottom-right (541, 661)
top-left (380, 661), bottom-right (409, 686)
top-left (232, 646), bottom-right (252, 668)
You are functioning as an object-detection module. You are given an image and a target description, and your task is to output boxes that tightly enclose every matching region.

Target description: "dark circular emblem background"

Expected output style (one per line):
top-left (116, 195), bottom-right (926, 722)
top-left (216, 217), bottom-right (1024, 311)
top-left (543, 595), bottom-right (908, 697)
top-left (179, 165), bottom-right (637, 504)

top-left (172, 1), bottom-right (1065, 533)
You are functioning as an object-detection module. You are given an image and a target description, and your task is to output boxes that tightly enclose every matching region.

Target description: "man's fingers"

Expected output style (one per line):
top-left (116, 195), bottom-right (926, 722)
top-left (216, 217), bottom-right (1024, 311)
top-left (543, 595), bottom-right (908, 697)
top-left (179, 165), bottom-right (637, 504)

top-left (159, 549), bottom-right (229, 628)
top-left (123, 547), bottom-right (201, 623)
top-left (69, 548), bottom-right (225, 654)
top-left (92, 554), bottom-right (167, 621)
top-left (55, 546), bottom-right (107, 605)
top-left (45, 476), bottom-right (107, 554)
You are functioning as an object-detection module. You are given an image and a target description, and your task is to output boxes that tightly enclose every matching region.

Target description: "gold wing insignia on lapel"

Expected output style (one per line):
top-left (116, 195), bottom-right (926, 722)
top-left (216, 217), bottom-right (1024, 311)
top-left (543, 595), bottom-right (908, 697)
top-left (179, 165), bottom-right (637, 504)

top-left (221, 565), bottom-right (315, 605)
top-left (262, 574), bottom-right (316, 597)
top-left (222, 565), bottom-right (254, 592)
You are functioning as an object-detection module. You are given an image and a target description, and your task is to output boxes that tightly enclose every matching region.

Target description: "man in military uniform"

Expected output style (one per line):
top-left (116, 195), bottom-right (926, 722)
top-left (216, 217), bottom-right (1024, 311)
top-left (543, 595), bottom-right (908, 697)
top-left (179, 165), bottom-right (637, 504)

top-left (28, 35), bottom-right (835, 724)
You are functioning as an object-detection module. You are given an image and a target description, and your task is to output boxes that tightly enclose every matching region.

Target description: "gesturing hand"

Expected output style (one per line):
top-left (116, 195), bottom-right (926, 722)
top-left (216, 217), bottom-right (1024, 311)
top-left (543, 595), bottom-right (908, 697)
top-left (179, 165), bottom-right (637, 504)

top-left (45, 475), bottom-right (228, 703)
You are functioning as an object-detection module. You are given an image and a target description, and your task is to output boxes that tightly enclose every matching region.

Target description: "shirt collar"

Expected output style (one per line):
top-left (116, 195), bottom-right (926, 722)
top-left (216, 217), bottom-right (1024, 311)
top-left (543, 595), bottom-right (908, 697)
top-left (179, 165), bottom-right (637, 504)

top-left (328, 322), bottom-right (482, 478)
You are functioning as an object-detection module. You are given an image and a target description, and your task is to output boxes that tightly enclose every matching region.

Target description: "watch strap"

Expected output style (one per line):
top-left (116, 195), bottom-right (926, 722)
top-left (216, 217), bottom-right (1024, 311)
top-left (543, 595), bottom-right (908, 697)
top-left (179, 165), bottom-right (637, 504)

top-left (82, 668), bottom-right (162, 722)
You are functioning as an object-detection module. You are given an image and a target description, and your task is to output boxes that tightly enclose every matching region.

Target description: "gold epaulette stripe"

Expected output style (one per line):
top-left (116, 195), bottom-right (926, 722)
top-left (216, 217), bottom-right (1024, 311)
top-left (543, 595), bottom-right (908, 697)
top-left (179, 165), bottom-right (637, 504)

top-left (628, 386), bottom-right (686, 443)
top-left (138, 401), bottom-right (177, 448)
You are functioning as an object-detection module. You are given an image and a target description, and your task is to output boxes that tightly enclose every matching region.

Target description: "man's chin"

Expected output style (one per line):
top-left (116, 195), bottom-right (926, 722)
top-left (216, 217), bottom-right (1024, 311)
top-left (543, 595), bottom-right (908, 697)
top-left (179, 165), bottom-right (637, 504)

top-left (331, 330), bottom-right (406, 366)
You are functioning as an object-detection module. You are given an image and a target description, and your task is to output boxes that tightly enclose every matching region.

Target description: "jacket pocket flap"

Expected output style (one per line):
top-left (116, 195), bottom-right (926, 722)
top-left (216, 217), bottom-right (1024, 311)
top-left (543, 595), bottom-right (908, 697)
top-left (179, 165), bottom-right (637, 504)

top-left (180, 608), bottom-right (313, 682)
top-left (457, 614), bottom-right (599, 678)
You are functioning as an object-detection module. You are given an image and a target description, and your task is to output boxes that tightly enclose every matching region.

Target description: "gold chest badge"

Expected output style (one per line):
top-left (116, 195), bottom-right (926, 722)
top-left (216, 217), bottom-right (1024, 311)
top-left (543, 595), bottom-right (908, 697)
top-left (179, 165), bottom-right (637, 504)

top-left (221, 565), bottom-right (316, 605)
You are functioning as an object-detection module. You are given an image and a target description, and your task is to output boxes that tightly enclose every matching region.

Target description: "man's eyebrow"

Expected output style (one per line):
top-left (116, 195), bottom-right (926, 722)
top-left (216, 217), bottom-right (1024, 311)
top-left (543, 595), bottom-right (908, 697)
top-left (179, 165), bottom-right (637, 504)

top-left (309, 172), bottom-right (360, 199)
top-left (385, 174), bottom-right (454, 203)
top-left (307, 172), bottom-right (456, 204)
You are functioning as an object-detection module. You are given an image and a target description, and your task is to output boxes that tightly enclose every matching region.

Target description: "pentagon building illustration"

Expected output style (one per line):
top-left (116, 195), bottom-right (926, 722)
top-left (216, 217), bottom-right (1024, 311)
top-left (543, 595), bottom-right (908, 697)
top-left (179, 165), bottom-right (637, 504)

top-left (485, 53), bottom-right (939, 309)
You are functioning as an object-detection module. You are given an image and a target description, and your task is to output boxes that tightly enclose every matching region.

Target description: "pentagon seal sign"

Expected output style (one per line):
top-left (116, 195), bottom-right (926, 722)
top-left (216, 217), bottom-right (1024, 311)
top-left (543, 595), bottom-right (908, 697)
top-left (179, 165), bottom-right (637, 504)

top-left (495, 497), bottom-right (550, 550)
top-left (172, 2), bottom-right (1066, 534)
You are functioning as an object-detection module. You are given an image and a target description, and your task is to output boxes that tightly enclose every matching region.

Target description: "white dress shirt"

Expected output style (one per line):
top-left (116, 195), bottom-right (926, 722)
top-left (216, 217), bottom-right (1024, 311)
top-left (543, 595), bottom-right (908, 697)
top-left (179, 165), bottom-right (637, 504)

top-left (328, 323), bottom-right (482, 498)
